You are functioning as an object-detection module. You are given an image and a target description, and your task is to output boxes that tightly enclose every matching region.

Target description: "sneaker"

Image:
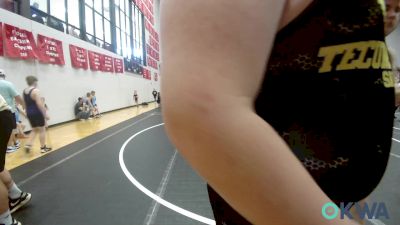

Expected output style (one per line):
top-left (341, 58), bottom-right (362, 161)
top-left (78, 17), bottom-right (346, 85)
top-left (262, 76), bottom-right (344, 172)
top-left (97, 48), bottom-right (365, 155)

top-left (9, 192), bottom-right (32, 214)
top-left (40, 146), bottom-right (52, 153)
top-left (6, 146), bottom-right (17, 154)
top-left (3, 218), bottom-right (22, 225)
top-left (14, 140), bottom-right (20, 148)
top-left (24, 145), bottom-right (32, 153)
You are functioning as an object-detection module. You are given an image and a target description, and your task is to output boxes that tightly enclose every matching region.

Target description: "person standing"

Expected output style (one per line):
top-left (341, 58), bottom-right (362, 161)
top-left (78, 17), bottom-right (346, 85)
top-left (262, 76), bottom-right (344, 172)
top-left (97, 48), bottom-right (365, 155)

top-left (90, 91), bottom-right (100, 118)
top-left (152, 89), bottom-right (157, 102)
top-left (133, 90), bottom-right (139, 106)
top-left (156, 92), bottom-right (161, 105)
top-left (0, 94), bottom-right (32, 225)
top-left (23, 76), bottom-right (51, 153)
top-left (0, 69), bottom-right (24, 153)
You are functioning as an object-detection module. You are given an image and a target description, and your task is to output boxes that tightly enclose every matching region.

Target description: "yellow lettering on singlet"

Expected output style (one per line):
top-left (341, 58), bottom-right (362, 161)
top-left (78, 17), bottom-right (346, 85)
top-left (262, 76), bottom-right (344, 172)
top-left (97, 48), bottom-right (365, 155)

top-left (372, 42), bottom-right (383, 69)
top-left (336, 46), bottom-right (356, 70)
top-left (382, 71), bottom-right (395, 88)
top-left (381, 45), bottom-right (392, 69)
top-left (352, 43), bottom-right (371, 69)
top-left (318, 41), bottom-right (392, 73)
top-left (318, 46), bottom-right (346, 73)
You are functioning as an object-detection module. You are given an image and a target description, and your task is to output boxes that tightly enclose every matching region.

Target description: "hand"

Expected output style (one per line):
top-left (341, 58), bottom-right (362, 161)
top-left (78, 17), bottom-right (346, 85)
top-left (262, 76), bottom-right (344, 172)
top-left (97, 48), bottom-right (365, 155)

top-left (45, 115), bottom-right (50, 120)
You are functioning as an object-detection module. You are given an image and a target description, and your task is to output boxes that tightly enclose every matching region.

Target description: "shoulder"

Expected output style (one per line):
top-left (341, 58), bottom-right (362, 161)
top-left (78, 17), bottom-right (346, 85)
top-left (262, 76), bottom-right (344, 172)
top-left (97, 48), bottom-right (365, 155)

top-left (31, 88), bottom-right (40, 97)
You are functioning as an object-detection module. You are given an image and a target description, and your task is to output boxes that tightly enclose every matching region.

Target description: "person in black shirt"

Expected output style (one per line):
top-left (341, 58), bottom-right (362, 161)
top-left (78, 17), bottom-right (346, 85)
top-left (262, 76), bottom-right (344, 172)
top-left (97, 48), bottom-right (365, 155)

top-left (161, 0), bottom-right (394, 224)
top-left (156, 92), bottom-right (161, 105)
top-left (152, 89), bottom-right (157, 102)
top-left (74, 98), bottom-right (90, 121)
top-left (133, 90), bottom-right (139, 106)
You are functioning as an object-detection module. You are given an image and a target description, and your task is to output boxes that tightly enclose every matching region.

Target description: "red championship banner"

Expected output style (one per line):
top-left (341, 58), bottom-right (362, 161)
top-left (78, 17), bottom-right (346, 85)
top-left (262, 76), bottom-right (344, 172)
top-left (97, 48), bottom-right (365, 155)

top-left (143, 7), bottom-right (148, 18)
top-left (154, 32), bottom-right (159, 42)
top-left (88, 51), bottom-right (102, 71)
top-left (142, 68), bottom-right (147, 78)
top-left (37, 34), bottom-right (65, 65)
top-left (145, 20), bottom-right (150, 31)
top-left (154, 42), bottom-right (159, 51)
top-left (69, 44), bottom-right (88, 69)
top-left (4, 23), bottom-right (38, 59)
top-left (143, 68), bottom-right (151, 80)
top-left (114, 58), bottom-right (124, 73)
top-left (101, 54), bottom-right (114, 72)
top-left (137, 0), bottom-right (144, 12)
top-left (0, 23), bottom-right (3, 56)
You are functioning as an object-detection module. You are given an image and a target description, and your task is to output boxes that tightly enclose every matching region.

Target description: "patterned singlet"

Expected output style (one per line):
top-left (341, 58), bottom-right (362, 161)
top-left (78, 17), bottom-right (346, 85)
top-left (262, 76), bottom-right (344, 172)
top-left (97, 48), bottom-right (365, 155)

top-left (208, 0), bottom-right (394, 224)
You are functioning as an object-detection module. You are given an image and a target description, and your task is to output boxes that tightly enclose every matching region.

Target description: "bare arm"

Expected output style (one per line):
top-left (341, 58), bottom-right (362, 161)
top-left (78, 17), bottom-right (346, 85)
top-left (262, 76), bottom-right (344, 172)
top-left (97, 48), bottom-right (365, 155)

top-left (15, 95), bottom-right (25, 109)
top-left (161, 1), bottom-right (357, 224)
top-left (16, 104), bottom-right (26, 117)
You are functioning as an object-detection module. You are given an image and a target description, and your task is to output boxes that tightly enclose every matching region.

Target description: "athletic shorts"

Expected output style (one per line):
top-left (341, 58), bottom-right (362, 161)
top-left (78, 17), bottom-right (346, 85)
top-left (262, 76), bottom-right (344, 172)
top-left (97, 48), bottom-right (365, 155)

top-left (0, 110), bottom-right (14, 172)
top-left (27, 113), bottom-right (45, 128)
top-left (207, 186), bottom-right (355, 224)
top-left (11, 112), bottom-right (17, 129)
top-left (207, 185), bottom-right (252, 225)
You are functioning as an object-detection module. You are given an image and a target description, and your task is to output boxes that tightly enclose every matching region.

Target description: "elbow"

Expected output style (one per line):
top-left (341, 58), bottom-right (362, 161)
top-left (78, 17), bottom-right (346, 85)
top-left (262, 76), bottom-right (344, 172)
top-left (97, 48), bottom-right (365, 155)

top-left (162, 88), bottom-right (217, 146)
top-left (163, 96), bottom-right (207, 140)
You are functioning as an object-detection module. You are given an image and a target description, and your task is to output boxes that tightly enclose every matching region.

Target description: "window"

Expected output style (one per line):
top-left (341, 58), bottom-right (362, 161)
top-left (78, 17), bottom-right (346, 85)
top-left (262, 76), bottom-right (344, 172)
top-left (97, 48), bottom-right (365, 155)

top-left (132, 4), bottom-right (144, 63)
top-left (115, 0), bottom-right (131, 58)
top-left (67, 0), bottom-right (80, 28)
top-left (104, 20), bottom-right (111, 43)
top-left (28, 0), bottom-right (147, 60)
top-left (85, 5), bottom-right (94, 35)
top-left (103, 0), bottom-right (110, 19)
top-left (95, 12), bottom-right (104, 40)
top-left (30, 0), bottom-right (47, 12)
top-left (30, 0), bottom-right (79, 34)
top-left (50, 0), bottom-right (65, 21)
top-left (84, 0), bottom-right (110, 49)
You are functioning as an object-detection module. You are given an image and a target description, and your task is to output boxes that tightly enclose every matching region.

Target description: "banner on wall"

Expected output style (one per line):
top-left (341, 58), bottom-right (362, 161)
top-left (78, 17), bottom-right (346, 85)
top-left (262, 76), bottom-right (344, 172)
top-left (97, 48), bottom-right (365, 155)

top-left (69, 44), bottom-right (88, 69)
top-left (114, 58), bottom-right (124, 73)
top-left (143, 68), bottom-right (150, 79)
top-left (147, 70), bottom-right (152, 80)
top-left (147, 56), bottom-right (158, 69)
top-left (37, 34), bottom-right (65, 65)
top-left (0, 23), bottom-right (3, 56)
top-left (154, 32), bottom-right (159, 42)
top-left (101, 54), bottom-right (114, 72)
top-left (3, 23), bottom-right (38, 59)
top-left (88, 51), bottom-right (102, 71)
top-left (137, 0), bottom-right (144, 12)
